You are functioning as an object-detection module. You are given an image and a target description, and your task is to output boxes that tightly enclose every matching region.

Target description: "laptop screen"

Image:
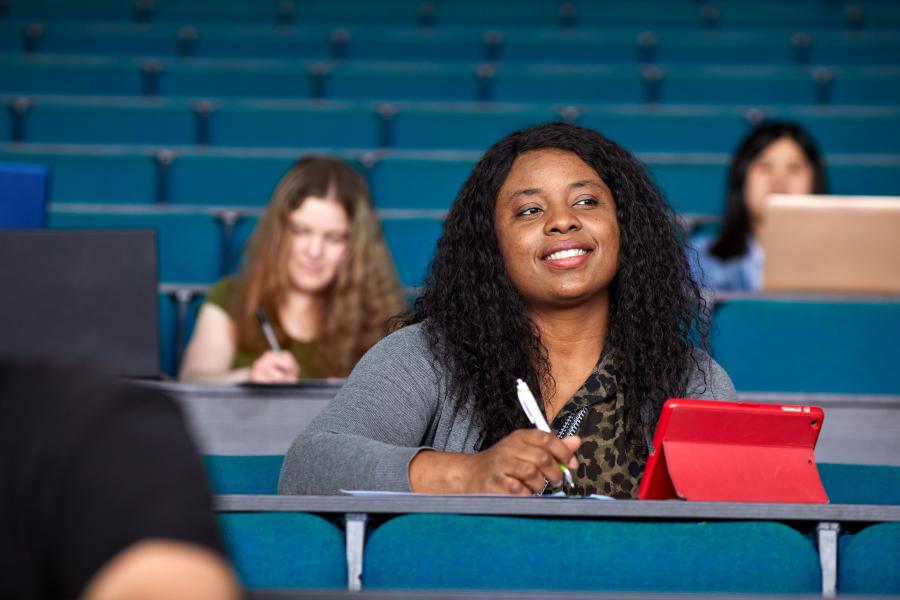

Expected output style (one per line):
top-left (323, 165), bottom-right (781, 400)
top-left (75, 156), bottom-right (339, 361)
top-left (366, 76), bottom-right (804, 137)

top-left (0, 230), bottom-right (160, 378)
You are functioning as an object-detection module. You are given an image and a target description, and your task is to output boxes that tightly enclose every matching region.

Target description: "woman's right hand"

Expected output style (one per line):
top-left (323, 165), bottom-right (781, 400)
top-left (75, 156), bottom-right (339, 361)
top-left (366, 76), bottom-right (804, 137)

top-left (410, 430), bottom-right (581, 495)
top-left (249, 351), bottom-right (300, 383)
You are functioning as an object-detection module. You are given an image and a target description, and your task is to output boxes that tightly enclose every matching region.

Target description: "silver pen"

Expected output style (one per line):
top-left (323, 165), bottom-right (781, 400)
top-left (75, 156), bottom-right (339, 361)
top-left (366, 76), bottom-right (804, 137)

top-left (256, 307), bottom-right (282, 352)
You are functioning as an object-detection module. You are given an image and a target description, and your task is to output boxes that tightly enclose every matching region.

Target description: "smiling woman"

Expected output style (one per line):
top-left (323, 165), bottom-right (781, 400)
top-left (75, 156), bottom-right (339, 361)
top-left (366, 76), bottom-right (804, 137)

top-left (279, 123), bottom-right (737, 499)
top-left (179, 156), bottom-right (404, 384)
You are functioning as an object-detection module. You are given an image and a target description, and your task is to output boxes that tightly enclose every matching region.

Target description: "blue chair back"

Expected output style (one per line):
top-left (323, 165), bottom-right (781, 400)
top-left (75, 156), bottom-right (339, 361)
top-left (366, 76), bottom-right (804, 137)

top-left (712, 298), bottom-right (900, 394)
top-left (363, 514), bottom-right (820, 593)
top-left (839, 522), bottom-right (900, 594)
top-left (204, 455), bottom-right (284, 495)
top-left (218, 512), bottom-right (346, 589)
top-left (0, 161), bottom-right (50, 228)
top-left (818, 463), bottom-right (900, 506)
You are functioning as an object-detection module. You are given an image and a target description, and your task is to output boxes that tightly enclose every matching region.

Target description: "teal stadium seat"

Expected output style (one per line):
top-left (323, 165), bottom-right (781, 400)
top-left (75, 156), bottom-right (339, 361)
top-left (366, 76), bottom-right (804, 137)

top-left (643, 156), bottom-right (728, 216)
top-left (158, 59), bottom-right (311, 99)
top-left (492, 64), bottom-right (645, 104)
top-left (5, 0), bottom-right (136, 21)
top-left (48, 205), bottom-right (225, 283)
top-left (851, 1), bottom-right (900, 29)
top-left (712, 1), bottom-right (845, 29)
top-left (818, 463), bottom-right (900, 506)
top-left (431, 1), bottom-right (561, 26)
top-left (579, 106), bottom-right (749, 154)
top-left (711, 298), bottom-right (900, 394)
top-left (168, 153), bottom-right (297, 205)
top-left (775, 106), bottom-right (900, 155)
top-left (812, 32), bottom-right (900, 66)
top-left (149, 0), bottom-right (291, 24)
top-left (839, 523), bottom-right (900, 594)
top-left (0, 54), bottom-right (144, 96)
top-left (289, 0), bottom-right (424, 25)
top-left (829, 158), bottom-right (900, 197)
top-left (325, 62), bottom-right (479, 102)
top-left (658, 66), bottom-right (819, 105)
top-left (217, 512), bottom-right (346, 589)
top-left (23, 97), bottom-right (194, 145)
top-left (0, 105), bottom-right (10, 142)
top-left (653, 31), bottom-right (797, 65)
top-left (363, 514), bottom-right (821, 593)
top-left (158, 288), bottom-right (204, 376)
top-left (389, 104), bottom-right (556, 151)
top-left (369, 155), bottom-right (477, 211)
top-left (0, 146), bottom-right (157, 204)
top-left (380, 215), bottom-right (444, 288)
top-left (338, 27), bottom-right (486, 62)
top-left (210, 101), bottom-right (379, 148)
top-left (500, 30), bottom-right (653, 64)
top-left (829, 66), bottom-right (900, 106)
top-left (576, 2), bottom-right (702, 27)
top-left (187, 26), bottom-right (331, 60)
top-left (21, 22), bottom-right (181, 56)
top-left (203, 455), bottom-right (284, 494)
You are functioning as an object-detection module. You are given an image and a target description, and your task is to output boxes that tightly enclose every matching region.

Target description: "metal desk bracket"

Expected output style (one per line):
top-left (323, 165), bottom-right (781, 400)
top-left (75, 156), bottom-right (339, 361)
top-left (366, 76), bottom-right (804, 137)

top-left (344, 513), bottom-right (368, 592)
top-left (817, 521), bottom-right (840, 597)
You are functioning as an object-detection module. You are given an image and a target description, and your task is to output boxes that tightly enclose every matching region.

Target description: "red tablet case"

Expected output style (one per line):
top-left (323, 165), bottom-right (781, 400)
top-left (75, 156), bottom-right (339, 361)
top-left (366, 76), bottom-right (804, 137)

top-left (638, 399), bottom-right (828, 503)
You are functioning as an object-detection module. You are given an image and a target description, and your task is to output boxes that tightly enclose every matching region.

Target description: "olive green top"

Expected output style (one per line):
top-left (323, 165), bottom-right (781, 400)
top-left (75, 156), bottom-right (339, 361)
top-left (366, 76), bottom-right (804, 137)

top-left (204, 277), bottom-right (322, 379)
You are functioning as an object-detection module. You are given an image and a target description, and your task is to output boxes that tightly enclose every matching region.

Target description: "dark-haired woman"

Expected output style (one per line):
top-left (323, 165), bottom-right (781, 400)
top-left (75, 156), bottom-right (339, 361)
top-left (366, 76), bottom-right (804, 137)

top-left (691, 121), bottom-right (828, 292)
top-left (279, 123), bottom-right (736, 499)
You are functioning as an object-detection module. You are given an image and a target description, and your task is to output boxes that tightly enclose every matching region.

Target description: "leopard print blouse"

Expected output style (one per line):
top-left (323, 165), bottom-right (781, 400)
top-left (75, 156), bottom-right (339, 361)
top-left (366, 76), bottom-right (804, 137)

top-left (548, 352), bottom-right (649, 499)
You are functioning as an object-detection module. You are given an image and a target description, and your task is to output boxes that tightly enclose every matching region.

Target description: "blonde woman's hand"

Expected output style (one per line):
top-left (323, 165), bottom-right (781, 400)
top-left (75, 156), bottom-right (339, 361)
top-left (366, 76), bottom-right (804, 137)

top-left (249, 351), bottom-right (300, 383)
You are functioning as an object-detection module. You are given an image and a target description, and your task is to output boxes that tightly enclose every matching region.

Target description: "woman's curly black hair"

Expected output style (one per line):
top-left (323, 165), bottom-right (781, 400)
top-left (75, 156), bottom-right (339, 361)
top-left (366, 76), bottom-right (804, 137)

top-left (403, 122), bottom-right (709, 450)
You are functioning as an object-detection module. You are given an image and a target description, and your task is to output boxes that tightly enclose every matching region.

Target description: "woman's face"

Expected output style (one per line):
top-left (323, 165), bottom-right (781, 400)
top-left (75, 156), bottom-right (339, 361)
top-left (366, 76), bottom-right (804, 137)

top-left (494, 148), bottom-right (620, 310)
top-left (744, 136), bottom-right (815, 225)
top-left (285, 196), bottom-right (350, 294)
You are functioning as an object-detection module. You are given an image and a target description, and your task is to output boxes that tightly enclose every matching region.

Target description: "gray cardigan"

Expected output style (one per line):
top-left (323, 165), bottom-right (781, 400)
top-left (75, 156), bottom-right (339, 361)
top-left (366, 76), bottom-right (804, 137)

top-left (278, 323), bottom-right (737, 495)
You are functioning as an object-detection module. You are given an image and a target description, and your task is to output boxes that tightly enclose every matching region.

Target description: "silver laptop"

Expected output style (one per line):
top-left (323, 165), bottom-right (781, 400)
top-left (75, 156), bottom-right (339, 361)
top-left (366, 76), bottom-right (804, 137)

top-left (759, 194), bottom-right (900, 293)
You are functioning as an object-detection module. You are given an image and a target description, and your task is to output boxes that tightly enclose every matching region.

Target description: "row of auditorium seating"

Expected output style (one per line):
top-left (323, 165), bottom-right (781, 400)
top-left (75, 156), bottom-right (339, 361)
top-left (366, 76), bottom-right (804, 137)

top-left (161, 288), bottom-right (900, 393)
top-left (3, 22), bottom-right (900, 66)
top-left (214, 508), bottom-right (899, 593)
top-left (5, 54), bottom-right (899, 104)
top-left (5, 0), bottom-right (900, 30)
top-left (5, 98), bottom-right (900, 154)
top-left (203, 454), bottom-right (900, 502)
top-left (10, 150), bottom-right (899, 214)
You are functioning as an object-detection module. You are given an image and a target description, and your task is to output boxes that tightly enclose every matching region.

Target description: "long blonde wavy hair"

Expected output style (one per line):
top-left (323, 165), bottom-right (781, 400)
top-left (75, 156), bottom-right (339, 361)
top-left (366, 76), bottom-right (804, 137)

top-left (230, 156), bottom-right (404, 377)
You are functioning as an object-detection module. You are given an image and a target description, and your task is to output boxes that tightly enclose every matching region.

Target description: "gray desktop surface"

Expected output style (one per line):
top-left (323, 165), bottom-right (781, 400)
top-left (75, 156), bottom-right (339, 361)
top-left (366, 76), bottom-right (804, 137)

top-left (146, 381), bottom-right (900, 466)
top-left (217, 494), bottom-right (900, 524)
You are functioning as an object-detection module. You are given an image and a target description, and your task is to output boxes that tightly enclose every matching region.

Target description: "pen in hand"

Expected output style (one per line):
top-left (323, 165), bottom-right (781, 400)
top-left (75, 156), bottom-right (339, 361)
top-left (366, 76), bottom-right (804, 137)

top-left (515, 378), bottom-right (576, 492)
top-left (256, 307), bottom-right (282, 352)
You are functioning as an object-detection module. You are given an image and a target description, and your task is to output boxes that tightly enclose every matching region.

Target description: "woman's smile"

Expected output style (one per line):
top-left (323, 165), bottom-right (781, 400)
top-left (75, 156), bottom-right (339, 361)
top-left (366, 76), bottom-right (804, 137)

top-left (540, 240), bottom-right (594, 269)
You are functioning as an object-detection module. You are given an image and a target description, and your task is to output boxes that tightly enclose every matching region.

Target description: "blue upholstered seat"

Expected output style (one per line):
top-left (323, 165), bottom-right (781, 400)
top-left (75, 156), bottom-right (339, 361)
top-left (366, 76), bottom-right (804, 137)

top-left (839, 522), bottom-right (900, 594)
top-left (23, 97), bottom-right (195, 145)
top-left (818, 463), bottom-right (900, 506)
top-left (363, 514), bottom-right (821, 593)
top-left (0, 146), bottom-right (157, 204)
top-left (210, 101), bottom-right (379, 148)
top-left (158, 288), bottom-right (205, 376)
top-left (0, 161), bottom-right (50, 228)
top-left (48, 205), bottom-right (225, 283)
top-left (388, 103), bottom-right (556, 151)
top-left (380, 215), bottom-right (444, 288)
top-left (218, 512), bottom-right (346, 589)
top-left (203, 455), bottom-right (285, 494)
top-left (369, 154), bottom-right (477, 211)
top-left (712, 298), bottom-right (900, 394)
